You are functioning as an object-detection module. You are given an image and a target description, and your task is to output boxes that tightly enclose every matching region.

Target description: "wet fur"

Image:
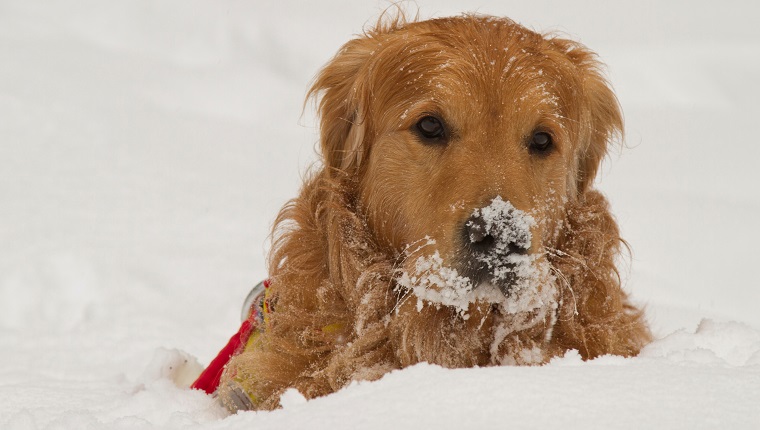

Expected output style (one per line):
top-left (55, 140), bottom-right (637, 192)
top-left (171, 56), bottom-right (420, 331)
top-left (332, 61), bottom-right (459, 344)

top-left (222, 14), bottom-right (651, 410)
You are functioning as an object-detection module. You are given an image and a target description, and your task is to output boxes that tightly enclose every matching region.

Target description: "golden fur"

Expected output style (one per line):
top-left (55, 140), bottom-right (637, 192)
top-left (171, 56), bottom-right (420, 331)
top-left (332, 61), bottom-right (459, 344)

top-left (221, 14), bottom-right (651, 410)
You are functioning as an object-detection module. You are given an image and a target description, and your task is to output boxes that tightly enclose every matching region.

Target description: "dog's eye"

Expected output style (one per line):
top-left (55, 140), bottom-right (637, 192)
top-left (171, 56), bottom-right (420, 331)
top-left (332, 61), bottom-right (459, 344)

top-left (415, 116), bottom-right (448, 143)
top-left (529, 131), bottom-right (553, 154)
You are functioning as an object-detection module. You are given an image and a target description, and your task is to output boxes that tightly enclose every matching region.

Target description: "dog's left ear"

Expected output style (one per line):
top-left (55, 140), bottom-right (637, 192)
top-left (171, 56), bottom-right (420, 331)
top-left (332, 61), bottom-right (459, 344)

top-left (554, 39), bottom-right (624, 195)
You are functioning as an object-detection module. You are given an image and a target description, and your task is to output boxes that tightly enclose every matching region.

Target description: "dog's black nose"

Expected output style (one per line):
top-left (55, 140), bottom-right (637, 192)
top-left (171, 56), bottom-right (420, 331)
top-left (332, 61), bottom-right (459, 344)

top-left (464, 213), bottom-right (530, 255)
top-left (465, 215), bottom-right (496, 252)
top-left (461, 197), bottom-right (534, 295)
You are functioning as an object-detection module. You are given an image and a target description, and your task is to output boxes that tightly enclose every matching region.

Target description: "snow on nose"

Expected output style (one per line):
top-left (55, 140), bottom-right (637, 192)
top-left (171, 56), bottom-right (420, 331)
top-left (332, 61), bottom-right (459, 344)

top-left (465, 196), bottom-right (535, 293)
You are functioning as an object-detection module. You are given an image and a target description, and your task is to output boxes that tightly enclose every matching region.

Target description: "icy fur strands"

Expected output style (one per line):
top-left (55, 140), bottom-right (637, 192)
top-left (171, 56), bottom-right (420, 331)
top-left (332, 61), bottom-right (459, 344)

top-left (466, 196), bottom-right (535, 294)
top-left (395, 249), bottom-right (505, 316)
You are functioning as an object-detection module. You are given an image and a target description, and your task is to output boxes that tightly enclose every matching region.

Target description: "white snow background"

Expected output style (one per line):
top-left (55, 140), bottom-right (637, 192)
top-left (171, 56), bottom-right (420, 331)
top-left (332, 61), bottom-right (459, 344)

top-left (2, 1), bottom-right (760, 428)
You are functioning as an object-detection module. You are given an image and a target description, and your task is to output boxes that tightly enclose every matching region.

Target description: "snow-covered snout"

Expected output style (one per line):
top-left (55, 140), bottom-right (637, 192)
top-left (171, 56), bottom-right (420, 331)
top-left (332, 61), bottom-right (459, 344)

top-left (462, 196), bottom-right (535, 296)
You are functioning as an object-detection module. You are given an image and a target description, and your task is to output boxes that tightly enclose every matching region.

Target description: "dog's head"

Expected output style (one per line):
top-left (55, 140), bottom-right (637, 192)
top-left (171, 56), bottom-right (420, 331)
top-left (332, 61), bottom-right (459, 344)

top-left (308, 15), bottom-right (622, 311)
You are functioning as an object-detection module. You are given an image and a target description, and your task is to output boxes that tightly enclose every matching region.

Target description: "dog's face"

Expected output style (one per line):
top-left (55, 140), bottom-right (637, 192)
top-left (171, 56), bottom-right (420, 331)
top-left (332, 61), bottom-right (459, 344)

top-left (311, 16), bottom-right (621, 311)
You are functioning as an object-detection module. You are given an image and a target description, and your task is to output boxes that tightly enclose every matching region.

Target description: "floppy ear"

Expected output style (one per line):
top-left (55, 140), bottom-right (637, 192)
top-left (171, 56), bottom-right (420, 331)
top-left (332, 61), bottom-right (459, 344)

top-left (307, 37), bottom-right (377, 176)
top-left (557, 41), bottom-right (624, 194)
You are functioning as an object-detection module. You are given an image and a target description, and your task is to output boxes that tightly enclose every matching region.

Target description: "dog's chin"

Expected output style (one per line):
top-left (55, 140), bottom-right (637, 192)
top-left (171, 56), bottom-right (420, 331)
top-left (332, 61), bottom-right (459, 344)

top-left (396, 249), bottom-right (555, 318)
top-left (462, 248), bottom-right (545, 294)
top-left (466, 265), bottom-right (521, 297)
top-left (479, 274), bottom-right (520, 297)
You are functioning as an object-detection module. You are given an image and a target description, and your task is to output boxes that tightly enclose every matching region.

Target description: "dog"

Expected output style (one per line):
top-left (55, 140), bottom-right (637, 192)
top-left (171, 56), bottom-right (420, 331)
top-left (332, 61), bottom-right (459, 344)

top-left (217, 13), bottom-right (651, 411)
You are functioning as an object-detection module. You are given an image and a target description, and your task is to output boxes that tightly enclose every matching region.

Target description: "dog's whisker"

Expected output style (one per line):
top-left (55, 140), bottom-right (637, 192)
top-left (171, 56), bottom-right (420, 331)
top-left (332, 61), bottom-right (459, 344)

top-left (386, 236), bottom-right (435, 289)
top-left (545, 245), bottom-right (607, 284)
top-left (390, 286), bottom-right (415, 316)
top-left (388, 237), bottom-right (436, 284)
top-left (549, 266), bottom-right (578, 320)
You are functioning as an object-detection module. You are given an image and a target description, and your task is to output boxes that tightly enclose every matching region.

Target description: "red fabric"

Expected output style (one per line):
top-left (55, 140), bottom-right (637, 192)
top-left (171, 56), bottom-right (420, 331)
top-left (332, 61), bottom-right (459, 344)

top-left (191, 319), bottom-right (253, 394)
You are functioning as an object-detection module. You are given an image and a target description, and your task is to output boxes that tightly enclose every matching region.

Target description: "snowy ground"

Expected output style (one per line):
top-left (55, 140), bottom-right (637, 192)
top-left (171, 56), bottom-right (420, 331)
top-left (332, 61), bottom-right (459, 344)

top-left (2, 1), bottom-right (759, 429)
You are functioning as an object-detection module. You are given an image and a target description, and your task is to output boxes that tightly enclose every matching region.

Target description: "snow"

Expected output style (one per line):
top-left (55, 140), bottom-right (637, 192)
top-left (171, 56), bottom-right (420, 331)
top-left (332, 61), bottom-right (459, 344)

top-left (397, 249), bottom-right (482, 314)
top-left (2, 0), bottom-right (760, 429)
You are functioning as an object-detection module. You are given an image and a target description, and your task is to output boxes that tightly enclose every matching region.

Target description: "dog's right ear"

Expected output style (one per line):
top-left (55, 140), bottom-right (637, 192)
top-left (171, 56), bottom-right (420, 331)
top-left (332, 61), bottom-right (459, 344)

top-left (307, 37), bottom-right (377, 176)
top-left (550, 37), bottom-right (624, 196)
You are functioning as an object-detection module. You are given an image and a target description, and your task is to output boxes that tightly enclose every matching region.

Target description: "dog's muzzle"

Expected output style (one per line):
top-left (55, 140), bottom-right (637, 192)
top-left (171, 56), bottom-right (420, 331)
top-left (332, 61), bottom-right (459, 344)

top-left (461, 196), bottom-right (534, 296)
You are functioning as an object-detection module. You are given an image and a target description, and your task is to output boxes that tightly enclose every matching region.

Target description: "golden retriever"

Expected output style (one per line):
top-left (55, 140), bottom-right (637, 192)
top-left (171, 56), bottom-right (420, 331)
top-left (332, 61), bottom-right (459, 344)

top-left (214, 13), bottom-right (651, 411)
